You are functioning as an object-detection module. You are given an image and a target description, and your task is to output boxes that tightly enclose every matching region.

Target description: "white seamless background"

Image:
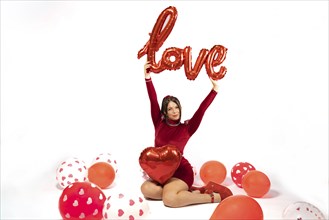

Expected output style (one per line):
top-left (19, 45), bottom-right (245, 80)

top-left (1, 1), bottom-right (328, 219)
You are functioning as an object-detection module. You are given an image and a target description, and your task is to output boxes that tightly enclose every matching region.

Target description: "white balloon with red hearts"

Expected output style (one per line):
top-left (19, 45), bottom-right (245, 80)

top-left (140, 168), bottom-right (150, 181)
top-left (282, 201), bottom-right (326, 219)
top-left (92, 153), bottom-right (118, 174)
top-left (192, 165), bottom-right (198, 177)
top-left (103, 193), bottom-right (150, 220)
top-left (56, 157), bottom-right (88, 189)
top-left (192, 164), bottom-right (204, 187)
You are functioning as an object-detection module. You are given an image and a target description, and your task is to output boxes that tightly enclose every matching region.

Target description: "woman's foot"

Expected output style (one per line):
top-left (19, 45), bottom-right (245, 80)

top-left (191, 190), bottom-right (201, 194)
top-left (204, 181), bottom-right (233, 201)
top-left (212, 192), bottom-right (221, 203)
top-left (190, 181), bottom-right (233, 202)
top-left (191, 189), bottom-right (220, 203)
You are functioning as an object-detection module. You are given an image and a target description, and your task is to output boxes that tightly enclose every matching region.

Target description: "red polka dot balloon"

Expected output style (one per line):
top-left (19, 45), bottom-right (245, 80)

top-left (103, 193), bottom-right (150, 220)
top-left (59, 182), bottom-right (106, 220)
top-left (231, 162), bottom-right (255, 188)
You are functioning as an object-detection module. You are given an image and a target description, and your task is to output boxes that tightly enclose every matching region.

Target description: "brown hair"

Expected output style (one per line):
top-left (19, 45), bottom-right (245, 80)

top-left (161, 95), bottom-right (182, 121)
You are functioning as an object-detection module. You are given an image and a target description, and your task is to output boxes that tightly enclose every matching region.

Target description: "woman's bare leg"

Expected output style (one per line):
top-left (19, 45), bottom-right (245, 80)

top-left (140, 180), bottom-right (163, 200)
top-left (162, 178), bottom-right (221, 208)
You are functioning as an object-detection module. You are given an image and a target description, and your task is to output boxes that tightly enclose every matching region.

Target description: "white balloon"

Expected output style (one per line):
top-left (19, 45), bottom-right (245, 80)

top-left (282, 201), bottom-right (326, 220)
top-left (103, 192), bottom-right (150, 220)
top-left (140, 168), bottom-right (150, 181)
top-left (92, 153), bottom-right (118, 173)
top-left (56, 157), bottom-right (87, 189)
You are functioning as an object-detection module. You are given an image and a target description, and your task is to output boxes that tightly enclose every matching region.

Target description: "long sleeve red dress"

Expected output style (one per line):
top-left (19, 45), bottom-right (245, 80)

top-left (145, 78), bottom-right (217, 189)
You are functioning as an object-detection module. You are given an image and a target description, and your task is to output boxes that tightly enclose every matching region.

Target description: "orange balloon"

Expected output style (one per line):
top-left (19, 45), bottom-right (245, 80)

top-left (200, 160), bottom-right (227, 184)
top-left (210, 195), bottom-right (263, 220)
top-left (88, 162), bottom-right (115, 189)
top-left (242, 170), bottom-right (271, 198)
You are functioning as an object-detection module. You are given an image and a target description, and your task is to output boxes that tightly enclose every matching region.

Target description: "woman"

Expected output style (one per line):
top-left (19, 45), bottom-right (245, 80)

top-left (141, 62), bottom-right (232, 208)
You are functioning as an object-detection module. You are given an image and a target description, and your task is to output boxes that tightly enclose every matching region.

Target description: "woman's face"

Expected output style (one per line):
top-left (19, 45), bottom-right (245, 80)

top-left (166, 101), bottom-right (180, 121)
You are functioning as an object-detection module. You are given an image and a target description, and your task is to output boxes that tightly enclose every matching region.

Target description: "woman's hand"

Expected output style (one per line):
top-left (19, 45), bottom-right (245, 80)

top-left (209, 77), bottom-right (219, 92)
top-left (144, 61), bottom-right (151, 79)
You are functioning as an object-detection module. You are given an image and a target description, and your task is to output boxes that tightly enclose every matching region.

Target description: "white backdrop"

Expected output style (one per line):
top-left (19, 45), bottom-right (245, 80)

top-left (1, 1), bottom-right (328, 219)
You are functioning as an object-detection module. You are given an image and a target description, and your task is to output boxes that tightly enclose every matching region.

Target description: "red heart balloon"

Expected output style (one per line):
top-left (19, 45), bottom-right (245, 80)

top-left (139, 145), bottom-right (182, 185)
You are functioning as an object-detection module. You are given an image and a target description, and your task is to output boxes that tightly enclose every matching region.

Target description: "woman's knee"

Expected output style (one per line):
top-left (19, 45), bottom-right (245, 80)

top-left (140, 181), bottom-right (149, 194)
top-left (162, 178), bottom-right (189, 207)
top-left (140, 181), bottom-right (162, 199)
top-left (162, 192), bottom-right (179, 208)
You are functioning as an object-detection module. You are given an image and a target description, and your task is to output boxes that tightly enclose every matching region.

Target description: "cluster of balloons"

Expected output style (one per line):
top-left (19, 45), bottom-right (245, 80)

top-left (198, 160), bottom-right (271, 199)
top-left (57, 153), bottom-right (150, 220)
top-left (201, 160), bottom-right (327, 219)
top-left (56, 153), bottom-right (116, 220)
top-left (58, 182), bottom-right (150, 220)
top-left (199, 160), bottom-right (268, 219)
top-left (56, 153), bottom-right (117, 190)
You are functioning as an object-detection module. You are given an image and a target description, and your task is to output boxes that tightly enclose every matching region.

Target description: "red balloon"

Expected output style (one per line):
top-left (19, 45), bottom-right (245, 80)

top-left (242, 170), bottom-right (271, 198)
top-left (205, 45), bottom-right (228, 80)
top-left (200, 160), bottom-right (227, 185)
top-left (161, 47), bottom-right (184, 70)
top-left (183, 46), bottom-right (209, 80)
top-left (137, 6), bottom-right (178, 73)
top-left (139, 145), bottom-right (182, 184)
top-left (137, 6), bottom-right (228, 80)
top-left (210, 195), bottom-right (263, 220)
top-left (231, 162), bottom-right (256, 188)
top-left (88, 162), bottom-right (115, 189)
top-left (59, 182), bottom-right (106, 220)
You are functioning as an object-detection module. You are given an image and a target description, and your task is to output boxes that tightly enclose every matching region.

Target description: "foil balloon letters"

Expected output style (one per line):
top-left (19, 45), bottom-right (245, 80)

top-left (138, 6), bottom-right (227, 80)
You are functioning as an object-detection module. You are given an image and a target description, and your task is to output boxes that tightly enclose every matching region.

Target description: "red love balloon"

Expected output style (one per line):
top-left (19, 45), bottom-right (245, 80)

top-left (139, 145), bottom-right (182, 185)
top-left (183, 46), bottom-right (209, 80)
top-left (161, 47), bottom-right (183, 70)
top-left (137, 6), bottom-right (178, 73)
top-left (137, 6), bottom-right (228, 80)
top-left (205, 45), bottom-right (228, 80)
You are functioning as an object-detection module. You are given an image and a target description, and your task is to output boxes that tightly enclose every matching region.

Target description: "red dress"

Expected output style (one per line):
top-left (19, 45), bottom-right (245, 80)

top-left (145, 78), bottom-right (217, 188)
